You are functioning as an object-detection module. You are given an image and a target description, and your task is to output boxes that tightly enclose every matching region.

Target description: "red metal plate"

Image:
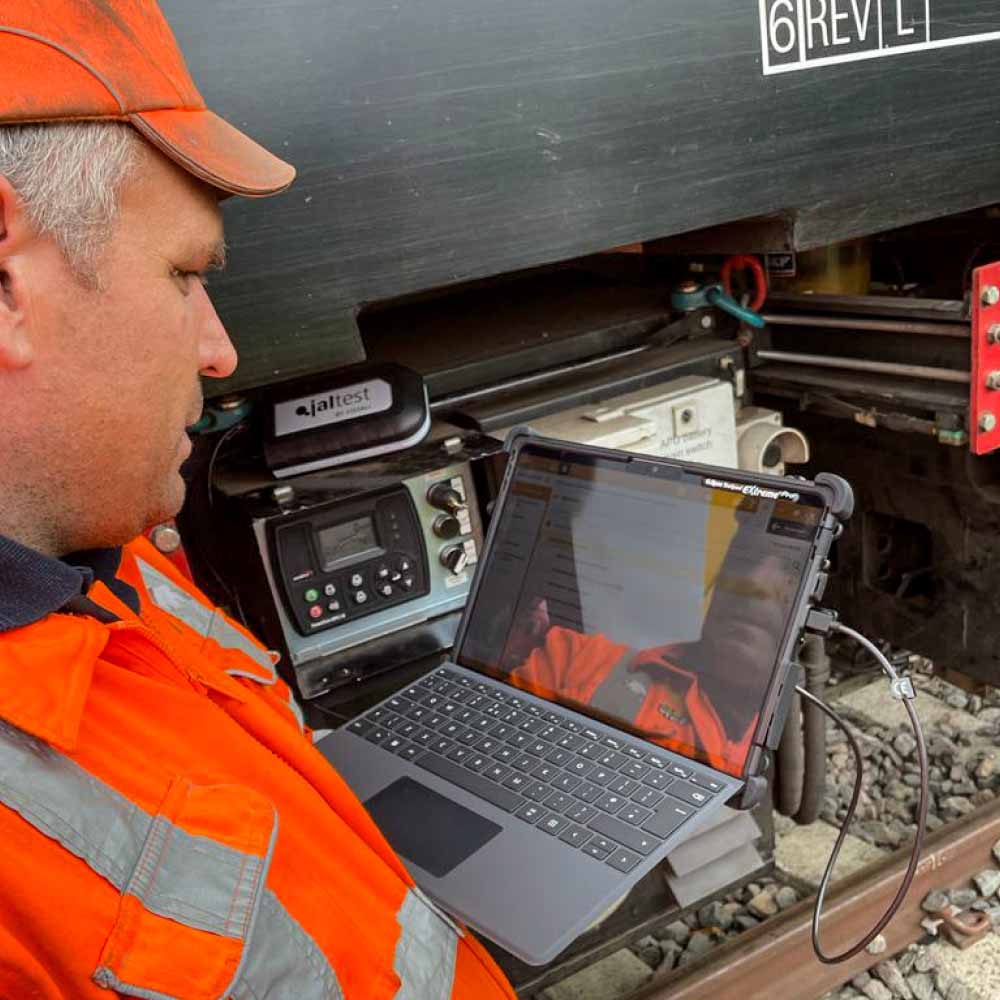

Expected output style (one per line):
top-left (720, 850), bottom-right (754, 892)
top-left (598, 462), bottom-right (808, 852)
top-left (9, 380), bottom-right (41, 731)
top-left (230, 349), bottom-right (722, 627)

top-left (971, 262), bottom-right (1000, 455)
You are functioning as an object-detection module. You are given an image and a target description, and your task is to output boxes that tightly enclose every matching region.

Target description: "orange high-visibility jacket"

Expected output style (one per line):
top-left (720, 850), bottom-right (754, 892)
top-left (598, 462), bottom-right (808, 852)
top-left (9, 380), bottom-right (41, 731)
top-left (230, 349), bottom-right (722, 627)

top-left (512, 627), bottom-right (756, 776)
top-left (0, 536), bottom-right (515, 1000)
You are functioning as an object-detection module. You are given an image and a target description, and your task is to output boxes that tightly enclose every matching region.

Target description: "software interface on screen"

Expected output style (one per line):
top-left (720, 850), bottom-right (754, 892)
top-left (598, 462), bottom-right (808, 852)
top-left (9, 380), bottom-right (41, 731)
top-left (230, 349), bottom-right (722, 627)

top-left (459, 447), bottom-right (823, 775)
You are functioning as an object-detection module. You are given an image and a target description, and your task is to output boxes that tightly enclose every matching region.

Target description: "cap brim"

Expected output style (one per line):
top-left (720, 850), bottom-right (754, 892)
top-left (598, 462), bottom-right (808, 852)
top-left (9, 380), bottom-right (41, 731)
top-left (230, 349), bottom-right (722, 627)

top-left (129, 108), bottom-right (295, 198)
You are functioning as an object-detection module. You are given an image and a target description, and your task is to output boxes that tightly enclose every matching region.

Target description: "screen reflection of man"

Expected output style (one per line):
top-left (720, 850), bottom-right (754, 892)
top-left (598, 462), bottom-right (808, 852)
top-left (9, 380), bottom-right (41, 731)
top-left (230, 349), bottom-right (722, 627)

top-left (509, 510), bottom-right (798, 776)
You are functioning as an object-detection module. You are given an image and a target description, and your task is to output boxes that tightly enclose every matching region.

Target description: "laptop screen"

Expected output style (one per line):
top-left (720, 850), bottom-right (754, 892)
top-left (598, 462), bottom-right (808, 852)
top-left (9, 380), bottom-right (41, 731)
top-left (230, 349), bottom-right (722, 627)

top-left (457, 443), bottom-right (825, 777)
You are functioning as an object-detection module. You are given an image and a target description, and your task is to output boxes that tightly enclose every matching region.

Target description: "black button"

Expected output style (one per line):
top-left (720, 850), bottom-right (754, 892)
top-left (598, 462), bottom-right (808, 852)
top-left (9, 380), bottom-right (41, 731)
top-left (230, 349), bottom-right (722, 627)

top-left (608, 776), bottom-right (637, 796)
top-left (567, 802), bottom-right (596, 824)
top-left (589, 812), bottom-right (659, 855)
top-left (667, 781), bottom-right (713, 808)
top-left (560, 824), bottom-right (593, 848)
top-left (642, 799), bottom-right (695, 838)
top-left (606, 848), bottom-right (642, 873)
top-left (644, 771), bottom-right (673, 790)
top-left (688, 772), bottom-right (726, 794)
top-left (539, 814), bottom-right (570, 837)
top-left (515, 803), bottom-right (546, 825)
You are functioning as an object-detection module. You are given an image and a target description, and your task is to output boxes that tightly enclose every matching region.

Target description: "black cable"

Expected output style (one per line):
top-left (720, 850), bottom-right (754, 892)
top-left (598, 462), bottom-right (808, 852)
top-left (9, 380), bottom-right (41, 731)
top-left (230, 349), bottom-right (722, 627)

top-left (206, 422), bottom-right (245, 510)
top-left (803, 621), bottom-right (929, 964)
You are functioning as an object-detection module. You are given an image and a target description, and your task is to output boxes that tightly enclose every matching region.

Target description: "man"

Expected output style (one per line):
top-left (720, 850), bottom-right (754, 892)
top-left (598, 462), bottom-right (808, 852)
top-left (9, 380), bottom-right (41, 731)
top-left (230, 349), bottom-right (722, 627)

top-left (511, 530), bottom-right (797, 776)
top-left (0, 3), bottom-right (515, 998)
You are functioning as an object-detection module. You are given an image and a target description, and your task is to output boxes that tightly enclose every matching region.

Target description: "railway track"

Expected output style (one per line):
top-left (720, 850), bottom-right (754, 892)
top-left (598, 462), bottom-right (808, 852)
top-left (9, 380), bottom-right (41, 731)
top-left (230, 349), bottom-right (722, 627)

top-left (532, 666), bottom-right (1000, 1000)
top-left (635, 801), bottom-right (1000, 1000)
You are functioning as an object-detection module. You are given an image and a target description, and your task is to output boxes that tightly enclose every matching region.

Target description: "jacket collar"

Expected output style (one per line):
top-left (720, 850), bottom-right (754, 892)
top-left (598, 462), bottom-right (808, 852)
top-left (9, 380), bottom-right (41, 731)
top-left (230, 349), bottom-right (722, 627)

top-left (0, 613), bottom-right (108, 751)
top-left (0, 534), bottom-right (85, 631)
top-left (0, 534), bottom-right (140, 632)
top-left (0, 535), bottom-right (143, 750)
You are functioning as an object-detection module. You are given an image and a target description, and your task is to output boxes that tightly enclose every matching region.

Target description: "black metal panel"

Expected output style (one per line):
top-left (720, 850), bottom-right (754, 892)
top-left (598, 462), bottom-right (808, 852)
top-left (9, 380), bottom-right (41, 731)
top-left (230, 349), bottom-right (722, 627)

top-left (159, 0), bottom-right (1000, 395)
top-left (756, 407), bottom-right (1000, 688)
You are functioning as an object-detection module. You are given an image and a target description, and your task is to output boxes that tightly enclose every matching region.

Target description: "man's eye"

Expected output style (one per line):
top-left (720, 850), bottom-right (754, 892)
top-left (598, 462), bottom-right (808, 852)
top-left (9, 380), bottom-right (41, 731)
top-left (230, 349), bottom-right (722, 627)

top-left (171, 267), bottom-right (208, 288)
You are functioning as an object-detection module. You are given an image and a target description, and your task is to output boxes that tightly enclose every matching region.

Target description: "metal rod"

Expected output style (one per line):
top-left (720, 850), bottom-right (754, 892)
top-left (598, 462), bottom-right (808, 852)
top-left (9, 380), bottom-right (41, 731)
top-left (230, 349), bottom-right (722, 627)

top-left (762, 313), bottom-right (968, 338)
top-left (429, 344), bottom-right (650, 411)
top-left (633, 798), bottom-right (1000, 1000)
top-left (755, 350), bottom-right (970, 384)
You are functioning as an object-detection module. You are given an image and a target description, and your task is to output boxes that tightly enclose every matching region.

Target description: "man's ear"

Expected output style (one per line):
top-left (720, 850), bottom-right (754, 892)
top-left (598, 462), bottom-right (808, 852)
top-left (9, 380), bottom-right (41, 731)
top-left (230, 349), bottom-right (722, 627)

top-left (0, 174), bottom-right (34, 371)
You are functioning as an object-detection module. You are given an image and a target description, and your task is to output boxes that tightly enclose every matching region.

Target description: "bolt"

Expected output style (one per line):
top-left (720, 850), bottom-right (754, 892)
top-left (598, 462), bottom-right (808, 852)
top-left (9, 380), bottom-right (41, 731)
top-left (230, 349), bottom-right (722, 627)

top-left (700, 314), bottom-right (714, 330)
top-left (981, 412), bottom-right (998, 433)
top-left (681, 408), bottom-right (694, 424)
top-left (218, 395), bottom-right (246, 411)
top-left (987, 371), bottom-right (1000, 390)
top-left (149, 523), bottom-right (182, 554)
top-left (983, 286), bottom-right (1000, 307)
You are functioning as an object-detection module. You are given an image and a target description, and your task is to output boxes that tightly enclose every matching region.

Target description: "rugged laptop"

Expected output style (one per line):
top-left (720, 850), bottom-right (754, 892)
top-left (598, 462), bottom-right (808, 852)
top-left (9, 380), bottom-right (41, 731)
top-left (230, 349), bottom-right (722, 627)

top-left (318, 431), bottom-right (852, 964)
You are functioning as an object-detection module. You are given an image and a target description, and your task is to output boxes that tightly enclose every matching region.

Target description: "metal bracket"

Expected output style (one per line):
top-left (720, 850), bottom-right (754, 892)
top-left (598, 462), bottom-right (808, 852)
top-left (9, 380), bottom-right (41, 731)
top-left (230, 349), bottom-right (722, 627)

top-left (970, 263), bottom-right (1000, 454)
top-left (940, 904), bottom-right (992, 950)
top-left (890, 676), bottom-right (916, 701)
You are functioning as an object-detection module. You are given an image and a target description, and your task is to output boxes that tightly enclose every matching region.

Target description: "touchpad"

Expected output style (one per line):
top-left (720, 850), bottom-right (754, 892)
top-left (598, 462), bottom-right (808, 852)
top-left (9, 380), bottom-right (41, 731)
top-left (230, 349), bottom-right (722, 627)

top-left (365, 778), bottom-right (502, 878)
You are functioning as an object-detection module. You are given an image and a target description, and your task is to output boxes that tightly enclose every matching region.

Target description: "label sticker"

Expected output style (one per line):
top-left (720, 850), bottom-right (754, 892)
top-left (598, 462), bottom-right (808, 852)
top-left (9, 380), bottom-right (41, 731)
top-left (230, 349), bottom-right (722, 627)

top-left (759, 0), bottom-right (1000, 76)
top-left (704, 476), bottom-right (801, 502)
top-left (275, 378), bottom-right (392, 436)
top-left (767, 252), bottom-right (797, 278)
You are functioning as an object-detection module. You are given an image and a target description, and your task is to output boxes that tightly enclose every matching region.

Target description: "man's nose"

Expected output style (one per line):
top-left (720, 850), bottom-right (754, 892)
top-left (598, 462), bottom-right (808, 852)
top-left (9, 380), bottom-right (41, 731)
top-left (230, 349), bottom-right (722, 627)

top-left (197, 287), bottom-right (238, 379)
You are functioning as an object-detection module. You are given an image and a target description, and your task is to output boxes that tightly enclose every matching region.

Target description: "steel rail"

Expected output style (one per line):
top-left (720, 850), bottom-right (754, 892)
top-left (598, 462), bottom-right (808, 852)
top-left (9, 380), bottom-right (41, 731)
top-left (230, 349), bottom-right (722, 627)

top-left (630, 799), bottom-right (1000, 1000)
top-left (761, 313), bottom-right (969, 338)
top-left (754, 350), bottom-right (971, 384)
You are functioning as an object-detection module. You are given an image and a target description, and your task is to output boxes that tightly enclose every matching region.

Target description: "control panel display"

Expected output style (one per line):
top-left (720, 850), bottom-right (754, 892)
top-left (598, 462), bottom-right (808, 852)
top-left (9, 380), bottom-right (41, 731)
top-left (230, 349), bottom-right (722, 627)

top-left (318, 516), bottom-right (381, 570)
top-left (271, 486), bottom-right (436, 637)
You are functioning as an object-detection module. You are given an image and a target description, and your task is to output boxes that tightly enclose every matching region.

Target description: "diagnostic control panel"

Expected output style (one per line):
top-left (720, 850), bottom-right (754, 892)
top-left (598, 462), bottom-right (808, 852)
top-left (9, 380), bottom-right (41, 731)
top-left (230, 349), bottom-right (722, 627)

top-left (272, 488), bottom-right (431, 636)
top-left (253, 459), bottom-right (484, 693)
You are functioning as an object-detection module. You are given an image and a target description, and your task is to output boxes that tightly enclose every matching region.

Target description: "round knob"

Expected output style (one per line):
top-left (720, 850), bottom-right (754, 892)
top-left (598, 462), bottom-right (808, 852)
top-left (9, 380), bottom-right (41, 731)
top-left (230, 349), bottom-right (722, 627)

top-left (433, 514), bottom-right (462, 539)
top-left (440, 545), bottom-right (469, 575)
top-left (427, 483), bottom-right (466, 514)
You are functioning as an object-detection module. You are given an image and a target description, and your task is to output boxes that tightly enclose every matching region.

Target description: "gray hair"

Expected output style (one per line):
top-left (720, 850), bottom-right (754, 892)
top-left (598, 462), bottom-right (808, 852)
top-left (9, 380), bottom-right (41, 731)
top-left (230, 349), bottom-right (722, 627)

top-left (0, 121), bottom-right (140, 284)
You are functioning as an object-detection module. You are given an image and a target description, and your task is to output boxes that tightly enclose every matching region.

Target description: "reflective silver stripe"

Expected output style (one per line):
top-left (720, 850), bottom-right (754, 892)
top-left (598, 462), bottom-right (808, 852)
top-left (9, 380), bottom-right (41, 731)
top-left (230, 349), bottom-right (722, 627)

top-left (0, 721), bottom-right (267, 936)
top-left (126, 810), bottom-right (269, 937)
top-left (135, 557), bottom-right (276, 679)
top-left (0, 721), bottom-right (343, 999)
top-left (393, 889), bottom-right (459, 1000)
top-left (229, 890), bottom-right (344, 1000)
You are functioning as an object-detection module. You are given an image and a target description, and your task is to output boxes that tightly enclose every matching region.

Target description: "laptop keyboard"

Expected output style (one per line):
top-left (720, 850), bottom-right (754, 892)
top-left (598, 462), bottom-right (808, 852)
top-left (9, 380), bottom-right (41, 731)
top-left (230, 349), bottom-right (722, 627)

top-left (345, 667), bottom-right (727, 874)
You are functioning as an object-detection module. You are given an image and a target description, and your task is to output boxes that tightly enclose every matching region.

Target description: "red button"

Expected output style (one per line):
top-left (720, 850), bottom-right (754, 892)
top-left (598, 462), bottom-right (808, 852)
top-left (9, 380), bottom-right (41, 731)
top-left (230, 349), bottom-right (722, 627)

top-left (309, 605), bottom-right (323, 619)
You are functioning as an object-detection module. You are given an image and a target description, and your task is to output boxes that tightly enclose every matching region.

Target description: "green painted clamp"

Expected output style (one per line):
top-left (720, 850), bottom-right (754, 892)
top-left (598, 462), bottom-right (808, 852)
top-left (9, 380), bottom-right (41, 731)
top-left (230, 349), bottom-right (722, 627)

top-left (671, 282), bottom-right (766, 328)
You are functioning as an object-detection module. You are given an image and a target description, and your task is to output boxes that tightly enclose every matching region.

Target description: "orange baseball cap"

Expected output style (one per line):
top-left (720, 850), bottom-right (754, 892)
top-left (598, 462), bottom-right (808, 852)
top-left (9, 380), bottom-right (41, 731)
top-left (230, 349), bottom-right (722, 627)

top-left (0, 1), bottom-right (295, 198)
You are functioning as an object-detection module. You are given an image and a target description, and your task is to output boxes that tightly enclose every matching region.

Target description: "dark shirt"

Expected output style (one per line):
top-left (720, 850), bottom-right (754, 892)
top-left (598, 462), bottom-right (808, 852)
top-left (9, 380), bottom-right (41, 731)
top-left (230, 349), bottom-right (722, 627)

top-left (0, 534), bottom-right (140, 632)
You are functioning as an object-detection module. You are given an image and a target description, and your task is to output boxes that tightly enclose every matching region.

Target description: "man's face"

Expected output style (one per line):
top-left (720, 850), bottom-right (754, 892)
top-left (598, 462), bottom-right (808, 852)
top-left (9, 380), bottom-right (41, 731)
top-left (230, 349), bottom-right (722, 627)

top-left (0, 141), bottom-right (237, 554)
top-left (697, 552), bottom-right (794, 696)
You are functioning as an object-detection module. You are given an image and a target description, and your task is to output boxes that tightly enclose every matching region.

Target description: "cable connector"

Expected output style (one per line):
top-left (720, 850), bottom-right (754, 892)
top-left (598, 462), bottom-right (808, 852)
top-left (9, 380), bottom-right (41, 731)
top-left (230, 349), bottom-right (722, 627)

top-left (890, 676), bottom-right (916, 701)
top-left (805, 607), bottom-right (840, 635)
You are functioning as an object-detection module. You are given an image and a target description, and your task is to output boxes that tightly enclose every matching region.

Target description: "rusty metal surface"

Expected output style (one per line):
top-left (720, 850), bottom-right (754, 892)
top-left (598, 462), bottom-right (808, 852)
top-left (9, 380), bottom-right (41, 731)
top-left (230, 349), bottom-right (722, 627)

top-left (630, 799), bottom-right (1000, 1000)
